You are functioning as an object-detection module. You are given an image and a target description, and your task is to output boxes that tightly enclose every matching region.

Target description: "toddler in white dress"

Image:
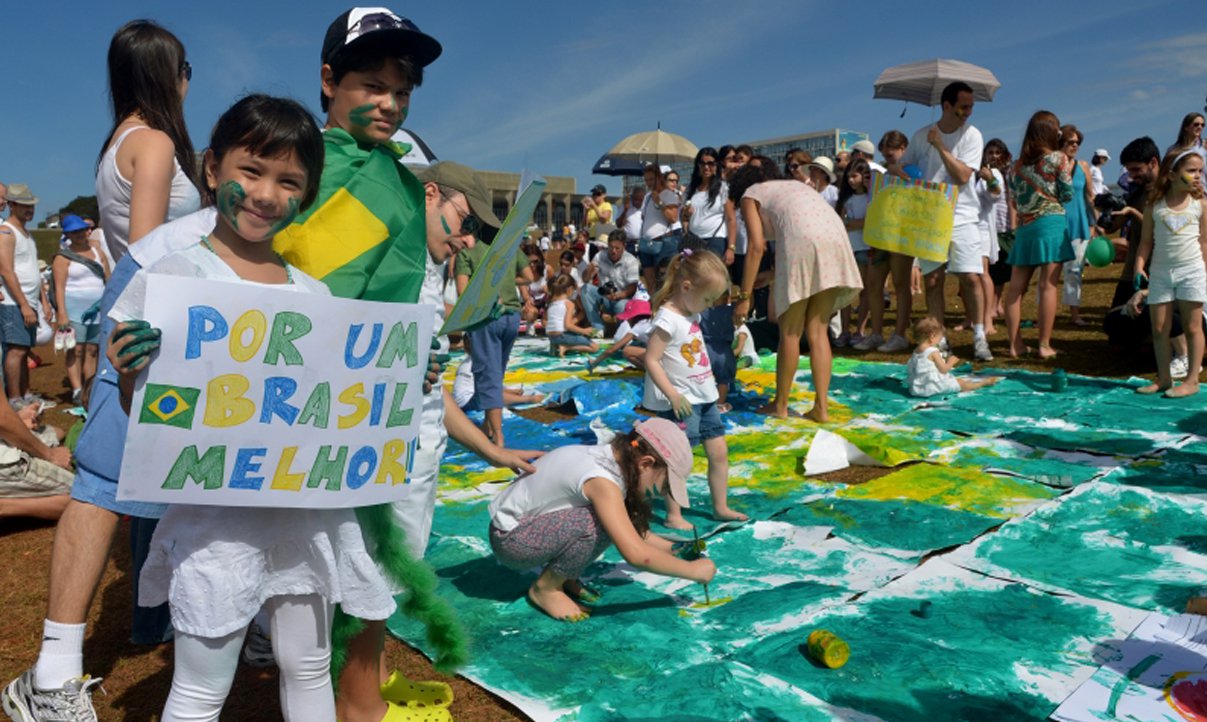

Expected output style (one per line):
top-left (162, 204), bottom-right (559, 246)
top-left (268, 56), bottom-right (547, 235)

top-left (907, 318), bottom-right (1002, 397)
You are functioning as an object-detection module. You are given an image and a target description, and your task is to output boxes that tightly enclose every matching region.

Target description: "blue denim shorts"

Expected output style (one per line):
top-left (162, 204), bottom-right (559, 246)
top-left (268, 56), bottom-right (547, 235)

top-left (0, 304), bottom-right (35, 347)
top-left (549, 332), bottom-right (593, 348)
top-left (657, 401), bottom-right (725, 446)
top-left (638, 230), bottom-right (683, 270)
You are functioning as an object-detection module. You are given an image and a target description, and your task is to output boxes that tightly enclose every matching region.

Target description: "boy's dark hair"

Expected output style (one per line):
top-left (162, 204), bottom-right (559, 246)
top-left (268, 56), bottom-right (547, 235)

top-left (208, 94), bottom-right (325, 211)
top-left (941, 81), bottom-right (973, 108)
top-left (321, 45), bottom-right (423, 112)
top-left (878, 130), bottom-right (908, 151)
top-left (1120, 137), bottom-right (1159, 166)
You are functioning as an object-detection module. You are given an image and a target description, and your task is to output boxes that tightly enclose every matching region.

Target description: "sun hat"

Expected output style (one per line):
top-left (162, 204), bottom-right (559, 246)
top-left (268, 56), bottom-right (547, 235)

top-left (60, 214), bottom-right (89, 233)
top-left (415, 161), bottom-right (502, 227)
top-left (633, 417), bottom-right (692, 508)
top-left (322, 7), bottom-right (442, 68)
top-left (807, 157), bottom-right (837, 183)
top-left (1093, 149), bottom-right (1111, 161)
top-left (616, 298), bottom-right (651, 321)
top-left (6, 183), bottom-right (38, 206)
top-left (851, 139), bottom-right (876, 156)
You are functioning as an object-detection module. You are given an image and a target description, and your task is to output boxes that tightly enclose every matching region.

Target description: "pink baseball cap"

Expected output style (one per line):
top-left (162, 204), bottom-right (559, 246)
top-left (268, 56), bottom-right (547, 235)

top-left (634, 418), bottom-right (692, 507)
top-left (616, 299), bottom-right (652, 321)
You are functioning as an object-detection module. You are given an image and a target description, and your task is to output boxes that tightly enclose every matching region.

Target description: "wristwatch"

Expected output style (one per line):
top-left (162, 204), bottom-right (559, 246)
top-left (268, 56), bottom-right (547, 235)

top-left (734, 290), bottom-right (751, 302)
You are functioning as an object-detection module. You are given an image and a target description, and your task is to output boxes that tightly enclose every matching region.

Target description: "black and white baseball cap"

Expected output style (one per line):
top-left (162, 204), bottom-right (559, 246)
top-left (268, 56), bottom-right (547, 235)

top-left (322, 7), bottom-right (442, 68)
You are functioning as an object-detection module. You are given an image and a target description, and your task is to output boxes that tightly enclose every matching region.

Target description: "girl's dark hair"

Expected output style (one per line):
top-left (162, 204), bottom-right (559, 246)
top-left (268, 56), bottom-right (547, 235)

top-left (559, 250), bottom-right (575, 265)
top-left (321, 45), bottom-right (423, 112)
top-left (100, 20), bottom-right (198, 191)
top-left (1017, 110), bottom-right (1062, 167)
top-left (984, 138), bottom-right (1012, 171)
top-left (835, 157), bottom-right (871, 220)
top-left (610, 431), bottom-right (664, 536)
top-left (207, 95), bottom-right (325, 210)
top-left (688, 147), bottom-right (723, 206)
top-left (728, 160), bottom-right (782, 204)
top-left (1175, 112), bottom-right (1206, 150)
top-left (717, 145), bottom-right (736, 163)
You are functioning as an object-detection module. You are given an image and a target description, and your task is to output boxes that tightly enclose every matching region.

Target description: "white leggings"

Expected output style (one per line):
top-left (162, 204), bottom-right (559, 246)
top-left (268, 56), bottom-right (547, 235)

top-left (161, 594), bottom-right (335, 722)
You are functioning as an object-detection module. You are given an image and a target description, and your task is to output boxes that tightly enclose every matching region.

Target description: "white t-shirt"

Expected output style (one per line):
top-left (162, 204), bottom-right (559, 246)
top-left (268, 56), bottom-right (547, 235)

top-left (735, 323), bottom-right (759, 366)
top-left (640, 190), bottom-right (680, 239)
top-left (621, 200), bottom-right (644, 242)
top-left (842, 193), bottom-right (870, 252)
top-left (687, 183), bottom-right (729, 238)
top-left (614, 317), bottom-right (653, 344)
top-left (901, 123), bottom-right (984, 227)
top-left (0, 221), bottom-right (42, 307)
top-left (1089, 165), bottom-right (1107, 197)
top-left (489, 444), bottom-right (624, 532)
top-left (546, 297), bottom-right (570, 334)
top-left (818, 184), bottom-right (839, 209)
top-left (642, 307), bottom-right (718, 410)
top-left (594, 251), bottom-right (641, 291)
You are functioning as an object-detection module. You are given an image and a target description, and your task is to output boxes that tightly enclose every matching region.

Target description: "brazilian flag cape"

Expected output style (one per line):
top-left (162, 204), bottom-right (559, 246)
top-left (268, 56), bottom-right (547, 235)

top-left (275, 128), bottom-right (469, 675)
top-left (275, 127), bottom-right (427, 304)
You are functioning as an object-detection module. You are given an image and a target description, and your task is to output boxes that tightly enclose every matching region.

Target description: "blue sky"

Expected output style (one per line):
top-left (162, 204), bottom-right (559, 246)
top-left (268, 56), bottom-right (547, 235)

top-left (1, 0), bottom-right (1203, 221)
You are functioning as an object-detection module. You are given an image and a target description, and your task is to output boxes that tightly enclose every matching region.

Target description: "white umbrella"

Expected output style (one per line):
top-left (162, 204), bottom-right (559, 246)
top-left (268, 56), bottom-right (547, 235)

top-left (389, 128), bottom-right (438, 167)
top-left (606, 126), bottom-right (698, 164)
top-left (873, 59), bottom-right (1001, 107)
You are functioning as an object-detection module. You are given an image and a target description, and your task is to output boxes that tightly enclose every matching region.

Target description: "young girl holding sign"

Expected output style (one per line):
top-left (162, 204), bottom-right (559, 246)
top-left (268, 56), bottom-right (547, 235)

top-left (107, 95), bottom-right (396, 722)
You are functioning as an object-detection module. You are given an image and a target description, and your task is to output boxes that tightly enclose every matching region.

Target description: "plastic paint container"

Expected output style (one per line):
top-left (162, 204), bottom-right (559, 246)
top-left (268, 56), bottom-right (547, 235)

top-left (1050, 368), bottom-right (1067, 393)
top-left (807, 630), bottom-right (850, 669)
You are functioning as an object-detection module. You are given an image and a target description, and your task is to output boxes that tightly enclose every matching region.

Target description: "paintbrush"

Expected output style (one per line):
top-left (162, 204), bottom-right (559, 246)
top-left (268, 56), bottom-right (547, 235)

top-left (693, 526), bottom-right (710, 605)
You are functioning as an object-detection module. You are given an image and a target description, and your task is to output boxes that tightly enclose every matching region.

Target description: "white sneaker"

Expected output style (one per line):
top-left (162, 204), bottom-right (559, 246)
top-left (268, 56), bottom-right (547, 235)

top-left (1171, 355), bottom-right (1190, 380)
top-left (973, 336), bottom-right (993, 362)
top-left (877, 334), bottom-right (910, 353)
top-left (853, 333), bottom-right (884, 351)
top-left (3, 668), bottom-right (102, 722)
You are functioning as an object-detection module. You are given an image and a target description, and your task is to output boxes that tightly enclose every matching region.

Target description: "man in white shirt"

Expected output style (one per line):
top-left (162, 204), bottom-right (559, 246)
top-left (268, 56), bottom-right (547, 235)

top-left (617, 186), bottom-right (645, 252)
top-left (0, 184), bottom-right (51, 401)
top-left (888, 82), bottom-right (991, 361)
top-left (582, 231), bottom-right (641, 331)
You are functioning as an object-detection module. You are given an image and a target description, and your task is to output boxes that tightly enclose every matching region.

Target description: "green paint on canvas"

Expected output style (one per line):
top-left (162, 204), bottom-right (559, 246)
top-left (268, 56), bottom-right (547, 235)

top-left (736, 583), bottom-right (1117, 722)
top-left (778, 497), bottom-right (1000, 555)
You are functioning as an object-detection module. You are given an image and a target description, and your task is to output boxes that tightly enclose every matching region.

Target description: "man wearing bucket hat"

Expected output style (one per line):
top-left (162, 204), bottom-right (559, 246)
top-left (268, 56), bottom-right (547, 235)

top-left (0, 184), bottom-right (51, 403)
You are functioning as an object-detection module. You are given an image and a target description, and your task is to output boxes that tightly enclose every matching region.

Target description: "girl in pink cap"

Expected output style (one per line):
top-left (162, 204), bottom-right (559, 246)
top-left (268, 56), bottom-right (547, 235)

top-left (488, 418), bottom-right (716, 621)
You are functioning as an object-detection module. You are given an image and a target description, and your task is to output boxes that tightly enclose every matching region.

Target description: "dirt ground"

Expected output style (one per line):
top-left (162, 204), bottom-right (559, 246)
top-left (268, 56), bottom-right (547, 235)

top-left (0, 260), bottom-right (1178, 721)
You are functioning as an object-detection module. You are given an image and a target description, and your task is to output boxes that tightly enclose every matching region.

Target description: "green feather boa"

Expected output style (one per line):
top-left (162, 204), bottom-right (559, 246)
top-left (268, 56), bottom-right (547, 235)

top-left (330, 504), bottom-right (470, 681)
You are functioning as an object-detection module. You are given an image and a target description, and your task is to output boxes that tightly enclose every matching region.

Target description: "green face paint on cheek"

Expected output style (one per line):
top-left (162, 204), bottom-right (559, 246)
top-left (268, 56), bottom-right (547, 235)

top-left (440, 215), bottom-right (453, 235)
top-left (216, 181), bottom-right (246, 231)
top-left (348, 103), bottom-right (375, 128)
top-left (269, 196), bottom-right (302, 236)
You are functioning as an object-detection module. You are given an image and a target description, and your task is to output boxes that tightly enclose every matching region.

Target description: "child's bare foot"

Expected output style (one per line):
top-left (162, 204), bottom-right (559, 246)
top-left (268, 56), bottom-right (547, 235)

top-left (1070, 316), bottom-right (1089, 326)
top-left (1007, 344), bottom-right (1031, 359)
top-left (1136, 383), bottom-right (1171, 394)
top-left (985, 325), bottom-right (998, 336)
top-left (563, 579), bottom-right (601, 603)
top-left (802, 406), bottom-right (828, 423)
top-left (713, 507), bottom-right (748, 522)
top-left (1166, 382), bottom-right (1200, 398)
top-left (664, 514), bottom-right (694, 531)
top-left (1036, 345), bottom-right (1058, 360)
top-left (755, 402), bottom-right (794, 418)
top-left (528, 586), bottom-right (589, 621)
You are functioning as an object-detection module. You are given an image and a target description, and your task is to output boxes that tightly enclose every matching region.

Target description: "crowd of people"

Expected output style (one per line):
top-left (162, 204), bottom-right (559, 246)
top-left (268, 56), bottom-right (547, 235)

top-left (0, 5), bottom-right (1204, 721)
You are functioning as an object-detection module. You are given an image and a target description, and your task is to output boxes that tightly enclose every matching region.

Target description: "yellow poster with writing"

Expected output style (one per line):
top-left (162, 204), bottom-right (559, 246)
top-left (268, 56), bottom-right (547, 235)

top-left (864, 173), bottom-right (959, 263)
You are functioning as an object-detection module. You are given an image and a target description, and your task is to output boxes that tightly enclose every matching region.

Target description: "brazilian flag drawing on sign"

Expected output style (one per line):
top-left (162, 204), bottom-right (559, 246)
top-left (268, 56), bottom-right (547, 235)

top-left (274, 128), bottom-right (427, 304)
top-left (140, 384), bottom-right (201, 429)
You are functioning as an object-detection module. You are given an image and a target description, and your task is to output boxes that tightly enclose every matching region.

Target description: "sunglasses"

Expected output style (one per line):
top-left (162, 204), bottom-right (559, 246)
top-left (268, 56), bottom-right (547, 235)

top-left (699, 160), bottom-right (716, 167)
top-left (439, 190), bottom-right (481, 235)
top-left (180, 60), bottom-right (192, 81)
top-left (1064, 139), bottom-right (1081, 146)
top-left (788, 163), bottom-right (803, 170)
top-left (349, 11), bottom-right (415, 37)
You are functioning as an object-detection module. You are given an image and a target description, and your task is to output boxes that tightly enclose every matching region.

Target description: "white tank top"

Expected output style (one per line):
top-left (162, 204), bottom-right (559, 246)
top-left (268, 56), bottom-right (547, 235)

top-left (0, 221), bottom-right (41, 307)
top-left (96, 125), bottom-right (201, 263)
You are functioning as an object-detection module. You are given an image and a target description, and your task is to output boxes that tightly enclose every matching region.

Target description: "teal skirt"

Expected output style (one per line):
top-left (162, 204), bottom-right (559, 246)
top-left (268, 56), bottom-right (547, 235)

top-left (1007, 214), bottom-right (1074, 266)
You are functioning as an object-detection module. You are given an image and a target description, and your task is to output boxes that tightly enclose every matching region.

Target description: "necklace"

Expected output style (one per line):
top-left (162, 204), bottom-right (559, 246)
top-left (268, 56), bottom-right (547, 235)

top-left (200, 235), bottom-right (293, 284)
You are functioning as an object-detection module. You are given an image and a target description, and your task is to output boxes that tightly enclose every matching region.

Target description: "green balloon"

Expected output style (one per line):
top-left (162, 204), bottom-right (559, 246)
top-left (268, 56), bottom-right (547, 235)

top-left (1085, 236), bottom-right (1115, 267)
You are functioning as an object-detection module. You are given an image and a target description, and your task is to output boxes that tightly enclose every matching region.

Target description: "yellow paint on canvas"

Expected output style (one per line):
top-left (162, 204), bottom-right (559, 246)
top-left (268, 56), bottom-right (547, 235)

top-left (836, 463), bottom-right (1056, 518)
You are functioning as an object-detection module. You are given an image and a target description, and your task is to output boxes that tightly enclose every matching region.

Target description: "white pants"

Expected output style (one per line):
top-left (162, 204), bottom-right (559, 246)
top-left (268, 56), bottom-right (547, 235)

top-left (389, 397), bottom-right (448, 557)
top-left (161, 595), bottom-right (334, 722)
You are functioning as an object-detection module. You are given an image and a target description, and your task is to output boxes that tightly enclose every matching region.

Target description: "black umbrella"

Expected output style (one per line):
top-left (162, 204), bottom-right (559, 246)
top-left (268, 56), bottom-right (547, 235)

top-left (591, 152), bottom-right (647, 177)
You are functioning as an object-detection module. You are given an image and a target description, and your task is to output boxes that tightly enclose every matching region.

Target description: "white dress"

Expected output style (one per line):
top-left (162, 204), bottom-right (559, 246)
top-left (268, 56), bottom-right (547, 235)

top-left (907, 345), bottom-right (961, 398)
top-left (114, 243), bottom-right (397, 637)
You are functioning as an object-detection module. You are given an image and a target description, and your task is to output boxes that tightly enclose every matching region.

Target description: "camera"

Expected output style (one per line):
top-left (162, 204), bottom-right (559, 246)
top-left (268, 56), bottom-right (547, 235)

top-left (600, 281), bottom-right (619, 296)
top-left (1093, 191), bottom-right (1127, 227)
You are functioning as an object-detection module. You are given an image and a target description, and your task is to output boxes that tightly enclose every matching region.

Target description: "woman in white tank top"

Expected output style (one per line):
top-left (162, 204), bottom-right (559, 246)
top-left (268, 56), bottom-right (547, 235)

top-left (95, 20), bottom-right (201, 263)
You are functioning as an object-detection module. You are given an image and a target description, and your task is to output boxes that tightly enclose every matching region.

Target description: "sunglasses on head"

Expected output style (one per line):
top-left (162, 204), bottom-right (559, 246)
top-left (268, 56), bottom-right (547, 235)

top-left (349, 12), bottom-right (414, 37)
top-left (179, 60), bottom-right (192, 81)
